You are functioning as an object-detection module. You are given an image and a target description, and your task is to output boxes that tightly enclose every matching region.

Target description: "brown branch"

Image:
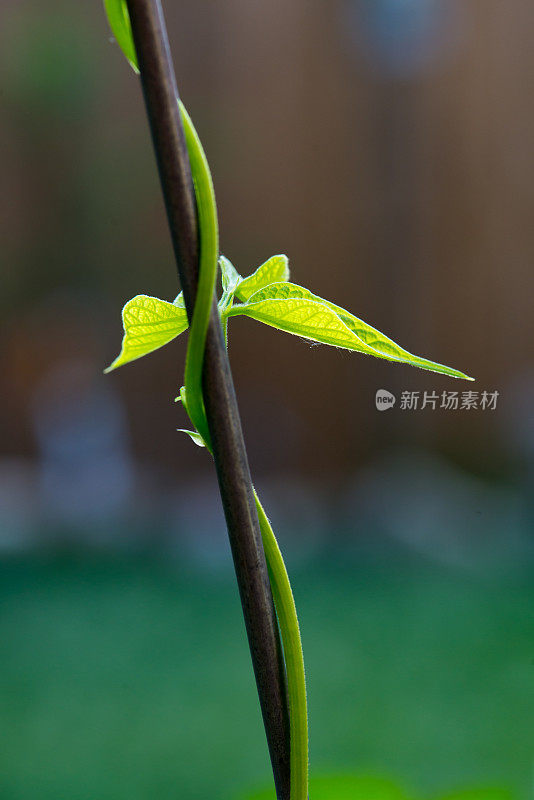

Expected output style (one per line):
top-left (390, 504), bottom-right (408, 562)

top-left (124, 1), bottom-right (290, 796)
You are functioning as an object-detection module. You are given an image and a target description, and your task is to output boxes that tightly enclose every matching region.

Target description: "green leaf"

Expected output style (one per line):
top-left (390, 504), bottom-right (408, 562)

top-left (103, 0), bottom-right (139, 72)
top-left (105, 295), bottom-right (188, 372)
top-left (235, 255), bottom-right (290, 302)
top-left (177, 428), bottom-right (206, 447)
top-left (241, 773), bottom-right (409, 800)
top-left (228, 281), bottom-right (473, 380)
top-left (220, 255), bottom-right (242, 295)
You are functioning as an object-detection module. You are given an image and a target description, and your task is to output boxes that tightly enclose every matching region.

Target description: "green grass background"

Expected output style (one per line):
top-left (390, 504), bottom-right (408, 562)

top-left (1, 552), bottom-right (532, 799)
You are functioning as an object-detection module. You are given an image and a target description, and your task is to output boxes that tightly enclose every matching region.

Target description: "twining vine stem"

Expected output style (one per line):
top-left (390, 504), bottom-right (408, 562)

top-left (107, 2), bottom-right (473, 794)
top-left (177, 101), bottom-right (309, 800)
top-left (107, 1), bottom-right (473, 796)
top-left (120, 1), bottom-right (308, 797)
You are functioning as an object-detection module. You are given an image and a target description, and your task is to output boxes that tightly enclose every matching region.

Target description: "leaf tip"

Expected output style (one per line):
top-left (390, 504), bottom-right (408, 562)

top-left (454, 369), bottom-right (475, 381)
top-left (177, 428), bottom-right (206, 448)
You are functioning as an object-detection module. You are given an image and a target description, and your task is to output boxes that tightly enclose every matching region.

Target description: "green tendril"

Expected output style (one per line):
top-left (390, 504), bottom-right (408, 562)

top-left (182, 110), bottom-right (309, 800)
top-left (179, 101), bottom-right (217, 451)
top-left (255, 491), bottom-right (309, 800)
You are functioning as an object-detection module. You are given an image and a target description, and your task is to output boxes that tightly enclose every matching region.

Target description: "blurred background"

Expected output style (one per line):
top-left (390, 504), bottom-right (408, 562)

top-left (1, 0), bottom-right (533, 797)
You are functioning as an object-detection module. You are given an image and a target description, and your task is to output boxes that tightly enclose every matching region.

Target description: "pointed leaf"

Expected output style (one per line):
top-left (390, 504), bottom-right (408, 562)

top-left (220, 255), bottom-right (242, 294)
top-left (177, 429), bottom-right (206, 447)
top-left (235, 255), bottom-right (290, 302)
top-left (103, 0), bottom-right (139, 72)
top-left (172, 290), bottom-right (186, 308)
top-left (105, 295), bottom-right (188, 372)
top-left (228, 281), bottom-right (472, 380)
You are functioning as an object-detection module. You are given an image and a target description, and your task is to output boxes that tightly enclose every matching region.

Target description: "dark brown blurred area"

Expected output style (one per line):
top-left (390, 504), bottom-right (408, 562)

top-left (1, 0), bottom-right (533, 496)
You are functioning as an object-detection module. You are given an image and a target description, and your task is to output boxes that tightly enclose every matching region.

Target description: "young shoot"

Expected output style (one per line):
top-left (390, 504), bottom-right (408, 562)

top-left (103, 3), bottom-right (473, 800)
